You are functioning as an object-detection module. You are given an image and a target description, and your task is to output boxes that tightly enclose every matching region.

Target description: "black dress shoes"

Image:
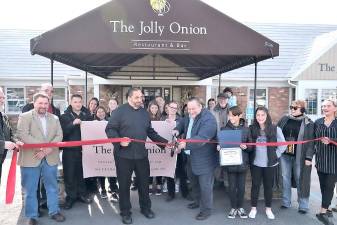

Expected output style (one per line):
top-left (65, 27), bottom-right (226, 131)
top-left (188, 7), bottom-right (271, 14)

top-left (63, 198), bottom-right (76, 210)
top-left (187, 202), bottom-right (199, 209)
top-left (50, 212), bottom-right (66, 222)
top-left (195, 212), bottom-right (211, 220)
top-left (27, 218), bottom-right (38, 225)
top-left (78, 196), bottom-right (92, 204)
top-left (121, 215), bottom-right (133, 224)
top-left (141, 209), bottom-right (155, 219)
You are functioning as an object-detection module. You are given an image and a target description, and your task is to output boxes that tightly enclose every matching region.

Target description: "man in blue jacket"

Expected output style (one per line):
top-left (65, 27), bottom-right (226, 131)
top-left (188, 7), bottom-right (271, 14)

top-left (175, 97), bottom-right (218, 220)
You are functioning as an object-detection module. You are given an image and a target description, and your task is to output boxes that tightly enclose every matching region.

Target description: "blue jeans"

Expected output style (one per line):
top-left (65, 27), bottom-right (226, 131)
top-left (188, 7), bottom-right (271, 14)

top-left (281, 154), bottom-right (309, 210)
top-left (21, 159), bottom-right (59, 219)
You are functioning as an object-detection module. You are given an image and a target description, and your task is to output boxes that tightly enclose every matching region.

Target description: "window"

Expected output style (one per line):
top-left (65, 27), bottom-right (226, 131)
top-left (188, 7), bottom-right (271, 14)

top-left (249, 88), bottom-right (267, 107)
top-left (52, 88), bottom-right (67, 113)
top-left (6, 87), bottom-right (25, 113)
top-left (304, 89), bottom-right (318, 115)
top-left (321, 89), bottom-right (337, 102)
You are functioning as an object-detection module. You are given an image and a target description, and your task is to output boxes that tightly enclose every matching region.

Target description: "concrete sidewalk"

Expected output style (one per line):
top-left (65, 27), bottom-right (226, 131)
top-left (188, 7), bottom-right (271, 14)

top-left (1, 151), bottom-right (335, 225)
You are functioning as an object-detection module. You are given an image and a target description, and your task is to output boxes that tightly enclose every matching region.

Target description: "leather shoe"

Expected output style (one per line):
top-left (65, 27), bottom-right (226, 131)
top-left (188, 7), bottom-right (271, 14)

top-left (78, 196), bottom-right (92, 204)
top-left (28, 218), bottom-right (38, 225)
top-left (141, 209), bottom-right (155, 219)
top-left (50, 212), bottom-right (66, 222)
top-left (63, 199), bottom-right (75, 210)
top-left (121, 215), bottom-right (132, 224)
top-left (187, 202), bottom-right (199, 209)
top-left (195, 212), bottom-right (211, 220)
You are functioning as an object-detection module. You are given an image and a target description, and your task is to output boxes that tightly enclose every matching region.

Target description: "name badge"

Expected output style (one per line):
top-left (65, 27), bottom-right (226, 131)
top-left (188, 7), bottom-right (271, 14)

top-left (219, 147), bottom-right (243, 166)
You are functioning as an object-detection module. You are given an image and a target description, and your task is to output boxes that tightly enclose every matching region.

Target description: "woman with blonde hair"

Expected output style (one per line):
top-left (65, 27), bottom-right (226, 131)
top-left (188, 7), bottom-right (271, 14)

top-left (311, 99), bottom-right (337, 225)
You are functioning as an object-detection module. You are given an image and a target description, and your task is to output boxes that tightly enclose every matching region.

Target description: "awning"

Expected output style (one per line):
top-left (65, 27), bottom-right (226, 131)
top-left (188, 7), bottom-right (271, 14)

top-left (30, 0), bottom-right (279, 80)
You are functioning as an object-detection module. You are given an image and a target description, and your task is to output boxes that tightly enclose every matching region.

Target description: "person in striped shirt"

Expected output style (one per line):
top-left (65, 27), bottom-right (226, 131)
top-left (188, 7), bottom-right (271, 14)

top-left (310, 99), bottom-right (337, 225)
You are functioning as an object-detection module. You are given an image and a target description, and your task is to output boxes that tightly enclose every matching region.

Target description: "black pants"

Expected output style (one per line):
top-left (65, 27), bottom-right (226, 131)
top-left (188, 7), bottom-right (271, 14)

top-left (251, 165), bottom-right (276, 207)
top-left (115, 156), bottom-right (151, 216)
top-left (317, 171), bottom-right (337, 209)
top-left (167, 153), bottom-right (189, 198)
top-left (228, 171), bottom-right (246, 209)
top-left (0, 150), bottom-right (7, 185)
top-left (149, 176), bottom-right (162, 185)
top-left (98, 177), bottom-right (118, 192)
top-left (62, 150), bottom-right (87, 200)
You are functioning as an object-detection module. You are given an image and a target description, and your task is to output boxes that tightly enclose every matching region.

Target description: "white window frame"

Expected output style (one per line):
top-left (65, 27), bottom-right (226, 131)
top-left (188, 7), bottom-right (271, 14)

top-left (52, 87), bottom-right (68, 113)
top-left (248, 88), bottom-right (268, 107)
top-left (5, 87), bottom-right (26, 114)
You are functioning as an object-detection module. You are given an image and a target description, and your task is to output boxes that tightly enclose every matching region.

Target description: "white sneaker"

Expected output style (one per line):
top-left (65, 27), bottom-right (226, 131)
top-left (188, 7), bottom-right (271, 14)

top-left (248, 209), bottom-right (257, 218)
top-left (265, 209), bottom-right (275, 220)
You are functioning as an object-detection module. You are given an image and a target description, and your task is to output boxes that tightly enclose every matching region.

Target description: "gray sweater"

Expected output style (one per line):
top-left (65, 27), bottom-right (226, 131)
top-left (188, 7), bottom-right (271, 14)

top-left (253, 127), bottom-right (286, 167)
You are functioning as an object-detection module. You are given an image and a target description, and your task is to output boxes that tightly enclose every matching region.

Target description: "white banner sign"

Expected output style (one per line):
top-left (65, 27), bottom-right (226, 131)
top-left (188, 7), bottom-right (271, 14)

top-left (81, 120), bottom-right (176, 178)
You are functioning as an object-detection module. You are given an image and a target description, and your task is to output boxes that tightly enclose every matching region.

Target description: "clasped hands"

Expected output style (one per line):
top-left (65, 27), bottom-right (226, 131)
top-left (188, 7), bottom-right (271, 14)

top-left (34, 147), bottom-right (53, 160)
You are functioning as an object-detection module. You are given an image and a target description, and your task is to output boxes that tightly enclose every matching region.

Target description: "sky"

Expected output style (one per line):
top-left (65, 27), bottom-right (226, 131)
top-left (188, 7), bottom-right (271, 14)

top-left (0, 0), bottom-right (337, 30)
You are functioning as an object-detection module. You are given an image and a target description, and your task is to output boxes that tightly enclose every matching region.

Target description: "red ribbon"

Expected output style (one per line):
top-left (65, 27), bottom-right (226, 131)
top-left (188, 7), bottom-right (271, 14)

top-left (5, 150), bottom-right (17, 204)
top-left (5, 136), bottom-right (336, 204)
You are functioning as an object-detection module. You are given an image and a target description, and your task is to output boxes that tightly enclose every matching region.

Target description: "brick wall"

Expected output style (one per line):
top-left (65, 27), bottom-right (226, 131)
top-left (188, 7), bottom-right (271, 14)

top-left (268, 87), bottom-right (290, 123)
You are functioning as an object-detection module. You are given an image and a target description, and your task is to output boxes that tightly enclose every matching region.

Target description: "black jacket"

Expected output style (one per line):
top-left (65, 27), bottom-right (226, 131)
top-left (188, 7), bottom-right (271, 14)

top-left (248, 124), bottom-right (279, 167)
top-left (60, 105), bottom-right (93, 150)
top-left (105, 103), bottom-right (168, 159)
top-left (221, 119), bottom-right (251, 172)
top-left (22, 102), bottom-right (61, 117)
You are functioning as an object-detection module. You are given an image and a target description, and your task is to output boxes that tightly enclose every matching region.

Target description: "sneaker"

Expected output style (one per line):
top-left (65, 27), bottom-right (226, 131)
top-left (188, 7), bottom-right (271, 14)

top-left (265, 209), bottom-right (275, 220)
top-left (316, 213), bottom-right (334, 225)
top-left (228, 208), bottom-right (237, 219)
top-left (100, 191), bottom-right (108, 199)
top-left (248, 209), bottom-right (257, 219)
top-left (237, 208), bottom-right (248, 218)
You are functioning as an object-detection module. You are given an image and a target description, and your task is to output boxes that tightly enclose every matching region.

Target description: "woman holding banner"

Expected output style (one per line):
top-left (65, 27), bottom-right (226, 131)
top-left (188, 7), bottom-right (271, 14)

top-left (277, 100), bottom-right (314, 214)
top-left (312, 99), bottom-right (337, 225)
top-left (246, 106), bottom-right (286, 220)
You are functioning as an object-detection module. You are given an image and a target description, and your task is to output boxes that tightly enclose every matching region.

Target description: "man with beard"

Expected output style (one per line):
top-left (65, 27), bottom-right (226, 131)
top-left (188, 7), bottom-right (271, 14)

top-left (17, 93), bottom-right (65, 225)
top-left (106, 87), bottom-right (168, 224)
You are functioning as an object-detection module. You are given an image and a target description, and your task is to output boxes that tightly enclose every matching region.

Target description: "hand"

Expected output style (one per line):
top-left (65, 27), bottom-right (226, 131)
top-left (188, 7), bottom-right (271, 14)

top-left (172, 130), bottom-right (179, 137)
top-left (16, 141), bottom-right (24, 147)
top-left (73, 118), bottom-right (82, 125)
top-left (34, 149), bottom-right (45, 160)
top-left (216, 145), bottom-right (221, 151)
top-left (305, 160), bottom-right (312, 166)
top-left (5, 141), bottom-right (16, 150)
top-left (42, 148), bottom-right (53, 156)
top-left (240, 144), bottom-right (247, 150)
top-left (321, 137), bottom-right (331, 145)
top-left (120, 137), bottom-right (130, 147)
top-left (178, 142), bottom-right (186, 150)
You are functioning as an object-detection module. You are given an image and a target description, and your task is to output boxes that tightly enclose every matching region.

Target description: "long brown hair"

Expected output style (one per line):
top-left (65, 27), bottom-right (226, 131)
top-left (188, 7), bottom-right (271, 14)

top-left (147, 100), bottom-right (161, 121)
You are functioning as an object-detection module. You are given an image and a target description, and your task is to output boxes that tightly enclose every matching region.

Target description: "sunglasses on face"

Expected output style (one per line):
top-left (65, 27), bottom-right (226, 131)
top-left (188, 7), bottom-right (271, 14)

top-left (289, 106), bottom-right (300, 110)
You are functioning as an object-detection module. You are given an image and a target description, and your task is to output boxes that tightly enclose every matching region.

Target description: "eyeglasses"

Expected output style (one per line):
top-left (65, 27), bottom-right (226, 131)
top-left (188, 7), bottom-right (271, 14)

top-left (289, 106), bottom-right (300, 110)
top-left (168, 105), bottom-right (178, 110)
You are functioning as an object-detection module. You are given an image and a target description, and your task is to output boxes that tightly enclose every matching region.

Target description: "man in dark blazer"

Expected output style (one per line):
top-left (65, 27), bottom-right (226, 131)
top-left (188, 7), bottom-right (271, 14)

top-left (174, 97), bottom-right (218, 221)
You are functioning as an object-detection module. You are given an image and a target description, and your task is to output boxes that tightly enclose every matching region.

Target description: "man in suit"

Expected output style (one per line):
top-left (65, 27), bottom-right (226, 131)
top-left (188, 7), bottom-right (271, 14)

top-left (22, 83), bottom-right (60, 214)
top-left (175, 97), bottom-right (218, 221)
top-left (17, 93), bottom-right (65, 225)
top-left (0, 87), bottom-right (19, 184)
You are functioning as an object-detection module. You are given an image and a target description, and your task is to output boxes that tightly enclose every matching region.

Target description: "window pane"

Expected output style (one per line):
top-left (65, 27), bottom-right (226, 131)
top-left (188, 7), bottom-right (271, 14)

top-left (249, 89), bottom-right (267, 107)
top-left (53, 88), bottom-right (66, 100)
top-left (305, 89), bottom-right (317, 114)
top-left (321, 89), bottom-right (337, 102)
top-left (6, 88), bottom-right (25, 113)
